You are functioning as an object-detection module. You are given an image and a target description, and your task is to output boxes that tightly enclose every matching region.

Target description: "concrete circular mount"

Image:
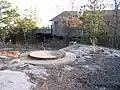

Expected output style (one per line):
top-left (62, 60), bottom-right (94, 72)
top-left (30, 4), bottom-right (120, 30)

top-left (20, 50), bottom-right (76, 65)
top-left (29, 50), bottom-right (66, 60)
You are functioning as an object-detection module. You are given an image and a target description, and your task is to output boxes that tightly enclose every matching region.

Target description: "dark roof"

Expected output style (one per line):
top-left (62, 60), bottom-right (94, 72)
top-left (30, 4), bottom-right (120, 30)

top-left (50, 11), bottom-right (81, 21)
top-left (50, 10), bottom-right (120, 22)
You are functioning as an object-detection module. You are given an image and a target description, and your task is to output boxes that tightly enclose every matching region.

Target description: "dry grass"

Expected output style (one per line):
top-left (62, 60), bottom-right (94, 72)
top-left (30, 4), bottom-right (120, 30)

top-left (0, 50), bottom-right (19, 59)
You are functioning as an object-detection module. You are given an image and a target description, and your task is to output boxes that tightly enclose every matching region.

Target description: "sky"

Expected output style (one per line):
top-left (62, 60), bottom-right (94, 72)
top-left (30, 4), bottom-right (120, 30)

top-left (7, 0), bottom-right (114, 27)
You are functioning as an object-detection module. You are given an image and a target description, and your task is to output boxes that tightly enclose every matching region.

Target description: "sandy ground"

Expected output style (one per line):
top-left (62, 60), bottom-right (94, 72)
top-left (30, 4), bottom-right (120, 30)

top-left (0, 44), bottom-right (120, 90)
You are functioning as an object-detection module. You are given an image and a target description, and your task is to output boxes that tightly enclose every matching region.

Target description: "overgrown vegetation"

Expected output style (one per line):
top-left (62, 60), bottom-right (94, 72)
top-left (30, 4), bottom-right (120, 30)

top-left (0, 0), bottom-right (39, 46)
top-left (0, 0), bottom-right (120, 50)
top-left (77, 0), bottom-right (120, 49)
top-left (0, 0), bottom-right (19, 44)
top-left (78, 0), bottom-right (107, 45)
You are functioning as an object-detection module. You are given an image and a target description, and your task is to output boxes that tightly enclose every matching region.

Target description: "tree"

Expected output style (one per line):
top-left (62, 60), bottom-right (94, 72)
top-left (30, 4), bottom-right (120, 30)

top-left (111, 0), bottom-right (120, 48)
top-left (0, 0), bottom-right (40, 47)
top-left (15, 8), bottom-right (40, 49)
top-left (102, 0), bottom-right (120, 48)
top-left (16, 8), bottom-right (39, 33)
top-left (0, 0), bottom-right (20, 44)
top-left (81, 0), bottom-right (107, 47)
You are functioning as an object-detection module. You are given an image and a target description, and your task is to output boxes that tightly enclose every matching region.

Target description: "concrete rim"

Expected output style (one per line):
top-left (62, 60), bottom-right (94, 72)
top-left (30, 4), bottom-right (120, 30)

top-left (20, 51), bottom-right (76, 65)
top-left (29, 50), bottom-right (66, 60)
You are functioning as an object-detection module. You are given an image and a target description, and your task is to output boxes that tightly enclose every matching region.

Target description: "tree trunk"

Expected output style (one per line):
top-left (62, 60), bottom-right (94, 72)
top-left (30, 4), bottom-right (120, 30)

top-left (24, 32), bottom-right (27, 50)
top-left (113, 0), bottom-right (119, 48)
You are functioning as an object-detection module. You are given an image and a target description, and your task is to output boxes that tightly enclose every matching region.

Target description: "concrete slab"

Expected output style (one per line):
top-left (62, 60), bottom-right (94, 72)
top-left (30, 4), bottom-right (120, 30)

top-left (29, 50), bottom-right (65, 59)
top-left (20, 51), bottom-right (76, 65)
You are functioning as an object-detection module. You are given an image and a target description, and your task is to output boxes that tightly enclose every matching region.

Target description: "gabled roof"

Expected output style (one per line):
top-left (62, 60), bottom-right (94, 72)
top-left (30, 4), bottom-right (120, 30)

top-left (50, 11), bottom-right (81, 21)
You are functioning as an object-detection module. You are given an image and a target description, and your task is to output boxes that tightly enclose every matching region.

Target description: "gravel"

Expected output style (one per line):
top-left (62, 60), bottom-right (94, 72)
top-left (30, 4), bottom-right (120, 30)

top-left (0, 44), bottom-right (120, 90)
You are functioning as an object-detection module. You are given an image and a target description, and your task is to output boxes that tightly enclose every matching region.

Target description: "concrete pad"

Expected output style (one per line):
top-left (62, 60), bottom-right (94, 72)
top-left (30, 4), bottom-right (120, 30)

top-left (20, 51), bottom-right (76, 65)
top-left (29, 50), bottom-right (65, 59)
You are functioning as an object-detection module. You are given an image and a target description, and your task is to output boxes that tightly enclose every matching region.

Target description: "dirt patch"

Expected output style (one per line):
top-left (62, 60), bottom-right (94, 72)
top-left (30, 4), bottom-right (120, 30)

top-left (1, 44), bottom-right (120, 90)
top-left (0, 49), bottom-right (19, 59)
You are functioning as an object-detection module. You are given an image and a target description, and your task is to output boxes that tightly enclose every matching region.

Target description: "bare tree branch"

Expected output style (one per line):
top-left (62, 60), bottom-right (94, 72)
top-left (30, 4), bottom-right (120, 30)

top-left (117, 2), bottom-right (120, 8)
